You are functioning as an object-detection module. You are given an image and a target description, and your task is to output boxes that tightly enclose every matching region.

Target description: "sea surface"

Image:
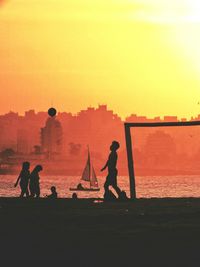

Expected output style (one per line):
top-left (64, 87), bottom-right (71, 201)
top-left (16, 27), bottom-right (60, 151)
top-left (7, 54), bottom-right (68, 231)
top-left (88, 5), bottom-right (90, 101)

top-left (1, 175), bottom-right (200, 198)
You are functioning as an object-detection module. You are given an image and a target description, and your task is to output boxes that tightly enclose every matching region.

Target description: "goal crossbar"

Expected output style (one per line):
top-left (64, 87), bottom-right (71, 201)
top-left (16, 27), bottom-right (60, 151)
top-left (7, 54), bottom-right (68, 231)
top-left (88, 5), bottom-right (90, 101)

top-left (124, 120), bottom-right (200, 199)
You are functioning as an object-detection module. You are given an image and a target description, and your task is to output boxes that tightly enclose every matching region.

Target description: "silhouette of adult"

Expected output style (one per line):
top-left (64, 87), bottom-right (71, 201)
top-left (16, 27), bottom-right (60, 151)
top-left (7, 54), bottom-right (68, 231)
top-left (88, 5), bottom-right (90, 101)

top-left (101, 141), bottom-right (121, 198)
top-left (29, 165), bottom-right (43, 198)
top-left (14, 161), bottom-right (30, 198)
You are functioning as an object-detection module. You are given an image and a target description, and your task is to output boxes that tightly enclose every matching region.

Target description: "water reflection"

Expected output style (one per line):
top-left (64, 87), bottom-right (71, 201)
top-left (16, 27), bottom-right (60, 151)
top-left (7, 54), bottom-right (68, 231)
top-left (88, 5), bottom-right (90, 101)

top-left (1, 175), bottom-right (200, 198)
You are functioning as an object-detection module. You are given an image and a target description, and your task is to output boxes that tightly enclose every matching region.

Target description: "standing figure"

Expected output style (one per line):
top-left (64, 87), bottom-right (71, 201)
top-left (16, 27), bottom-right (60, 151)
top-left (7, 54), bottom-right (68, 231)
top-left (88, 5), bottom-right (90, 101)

top-left (14, 162), bottom-right (30, 198)
top-left (101, 141), bottom-right (121, 198)
top-left (29, 165), bottom-right (43, 198)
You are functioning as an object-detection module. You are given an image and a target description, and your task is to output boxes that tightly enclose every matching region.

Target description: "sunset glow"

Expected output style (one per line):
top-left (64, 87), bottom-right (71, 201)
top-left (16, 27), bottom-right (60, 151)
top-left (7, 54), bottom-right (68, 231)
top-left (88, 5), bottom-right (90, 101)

top-left (1, 0), bottom-right (200, 118)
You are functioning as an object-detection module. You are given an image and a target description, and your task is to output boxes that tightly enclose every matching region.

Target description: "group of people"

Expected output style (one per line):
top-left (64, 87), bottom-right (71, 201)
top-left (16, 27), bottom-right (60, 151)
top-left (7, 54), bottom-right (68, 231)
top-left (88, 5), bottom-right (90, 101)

top-left (15, 141), bottom-right (128, 200)
top-left (15, 162), bottom-right (57, 198)
top-left (15, 162), bottom-right (43, 198)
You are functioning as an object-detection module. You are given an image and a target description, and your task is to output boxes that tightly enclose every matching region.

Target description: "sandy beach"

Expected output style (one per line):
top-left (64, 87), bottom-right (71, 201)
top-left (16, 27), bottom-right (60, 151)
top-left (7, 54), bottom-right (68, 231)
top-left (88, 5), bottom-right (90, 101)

top-left (1, 197), bottom-right (200, 266)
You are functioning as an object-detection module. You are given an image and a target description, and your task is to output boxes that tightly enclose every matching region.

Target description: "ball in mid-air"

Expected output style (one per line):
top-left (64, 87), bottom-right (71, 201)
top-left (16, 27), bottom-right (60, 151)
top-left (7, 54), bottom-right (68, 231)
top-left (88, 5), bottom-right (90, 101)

top-left (48, 107), bottom-right (57, 117)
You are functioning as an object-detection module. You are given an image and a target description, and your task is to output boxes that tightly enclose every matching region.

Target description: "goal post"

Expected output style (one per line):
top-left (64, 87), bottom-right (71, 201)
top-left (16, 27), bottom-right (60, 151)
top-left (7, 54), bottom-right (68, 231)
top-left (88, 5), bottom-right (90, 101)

top-left (124, 120), bottom-right (200, 199)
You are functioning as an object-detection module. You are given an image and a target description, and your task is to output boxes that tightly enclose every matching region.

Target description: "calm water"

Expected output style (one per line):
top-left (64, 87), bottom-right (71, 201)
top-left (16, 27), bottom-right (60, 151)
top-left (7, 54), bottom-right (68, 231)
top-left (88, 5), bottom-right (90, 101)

top-left (1, 175), bottom-right (200, 198)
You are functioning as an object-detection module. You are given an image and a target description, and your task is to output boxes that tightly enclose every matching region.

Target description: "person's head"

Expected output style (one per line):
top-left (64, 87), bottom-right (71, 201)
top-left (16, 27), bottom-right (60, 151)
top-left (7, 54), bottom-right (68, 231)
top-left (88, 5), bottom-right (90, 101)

top-left (34, 165), bottom-right (43, 173)
top-left (110, 141), bottom-right (120, 152)
top-left (22, 161), bottom-right (30, 171)
top-left (51, 186), bottom-right (56, 193)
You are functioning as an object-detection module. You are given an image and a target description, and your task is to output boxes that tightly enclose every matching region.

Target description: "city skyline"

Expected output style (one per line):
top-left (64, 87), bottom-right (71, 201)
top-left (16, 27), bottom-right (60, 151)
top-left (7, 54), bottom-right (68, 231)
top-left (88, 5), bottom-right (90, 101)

top-left (1, 104), bottom-right (200, 122)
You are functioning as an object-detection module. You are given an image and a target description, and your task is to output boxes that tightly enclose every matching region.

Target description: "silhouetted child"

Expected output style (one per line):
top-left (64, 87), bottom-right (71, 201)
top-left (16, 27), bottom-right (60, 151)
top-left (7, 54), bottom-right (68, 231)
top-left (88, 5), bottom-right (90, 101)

top-left (14, 161), bottom-right (30, 198)
top-left (29, 165), bottom-right (43, 198)
top-left (47, 186), bottom-right (58, 199)
top-left (72, 193), bottom-right (78, 200)
top-left (101, 141), bottom-right (121, 198)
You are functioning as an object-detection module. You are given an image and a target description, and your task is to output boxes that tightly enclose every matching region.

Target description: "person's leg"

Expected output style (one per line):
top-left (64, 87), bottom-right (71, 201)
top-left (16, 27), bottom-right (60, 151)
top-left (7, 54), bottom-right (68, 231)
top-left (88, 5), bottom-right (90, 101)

top-left (35, 185), bottom-right (40, 198)
top-left (111, 173), bottom-right (121, 197)
top-left (29, 184), bottom-right (35, 197)
top-left (20, 185), bottom-right (25, 198)
top-left (20, 190), bottom-right (25, 198)
top-left (104, 176), bottom-right (110, 193)
top-left (25, 187), bottom-right (29, 197)
top-left (112, 183), bottom-right (121, 197)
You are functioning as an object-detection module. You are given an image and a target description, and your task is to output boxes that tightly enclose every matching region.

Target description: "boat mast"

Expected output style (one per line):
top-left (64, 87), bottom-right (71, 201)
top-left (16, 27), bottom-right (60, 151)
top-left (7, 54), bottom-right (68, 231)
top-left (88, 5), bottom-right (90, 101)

top-left (87, 146), bottom-right (92, 188)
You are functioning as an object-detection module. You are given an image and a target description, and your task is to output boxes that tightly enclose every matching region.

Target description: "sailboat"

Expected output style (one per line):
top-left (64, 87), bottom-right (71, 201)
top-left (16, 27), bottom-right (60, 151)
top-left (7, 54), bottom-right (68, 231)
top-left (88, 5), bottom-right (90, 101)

top-left (70, 148), bottom-right (100, 192)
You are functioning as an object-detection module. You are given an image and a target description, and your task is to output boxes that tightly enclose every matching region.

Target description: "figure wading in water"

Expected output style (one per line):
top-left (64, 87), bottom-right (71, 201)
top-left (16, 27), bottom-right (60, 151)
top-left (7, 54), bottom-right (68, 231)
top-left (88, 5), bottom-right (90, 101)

top-left (14, 162), bottom-right (30, 198)
top-left (101, 141), bottom-right (121, 199)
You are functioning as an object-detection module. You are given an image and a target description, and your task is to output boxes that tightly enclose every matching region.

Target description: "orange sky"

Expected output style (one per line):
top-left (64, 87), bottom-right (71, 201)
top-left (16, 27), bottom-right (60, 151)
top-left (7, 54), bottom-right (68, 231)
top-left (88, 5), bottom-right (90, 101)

top-left (1, 0), bottom-right (200, 119)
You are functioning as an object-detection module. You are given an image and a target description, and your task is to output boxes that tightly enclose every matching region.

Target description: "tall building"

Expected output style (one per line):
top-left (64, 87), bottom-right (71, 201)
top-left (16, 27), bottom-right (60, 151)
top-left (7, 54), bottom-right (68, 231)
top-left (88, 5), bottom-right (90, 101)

top-left (41, 108), bottom-right (63, 158)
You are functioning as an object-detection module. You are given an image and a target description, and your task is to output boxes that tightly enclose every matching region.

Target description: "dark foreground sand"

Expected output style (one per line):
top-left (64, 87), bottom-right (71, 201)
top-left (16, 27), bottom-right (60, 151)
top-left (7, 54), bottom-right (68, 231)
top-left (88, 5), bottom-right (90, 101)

top-left (1, 197), bottom-right (200, 266)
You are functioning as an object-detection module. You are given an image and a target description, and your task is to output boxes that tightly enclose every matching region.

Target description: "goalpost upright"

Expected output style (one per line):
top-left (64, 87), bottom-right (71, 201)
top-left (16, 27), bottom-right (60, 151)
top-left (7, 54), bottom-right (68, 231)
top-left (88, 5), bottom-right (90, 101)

top-left (124, 120), bottom-right (200, 200)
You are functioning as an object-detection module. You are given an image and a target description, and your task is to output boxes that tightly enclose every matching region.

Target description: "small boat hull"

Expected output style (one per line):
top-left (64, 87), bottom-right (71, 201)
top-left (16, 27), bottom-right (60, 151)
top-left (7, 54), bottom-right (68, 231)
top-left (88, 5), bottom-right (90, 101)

top-left (69, 188), bottom-right (100, 192)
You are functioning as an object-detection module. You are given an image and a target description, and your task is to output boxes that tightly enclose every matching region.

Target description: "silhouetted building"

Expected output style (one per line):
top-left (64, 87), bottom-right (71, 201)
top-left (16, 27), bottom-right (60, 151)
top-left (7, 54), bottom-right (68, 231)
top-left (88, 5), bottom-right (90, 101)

top-left (17, 129), bottom-right (29, 154)
top-left (164, 116), bottom-right (178, 122)
top-left (2, 106), bottom-right (200, 175)
top-left (41, 108), bottom-right (63, 158)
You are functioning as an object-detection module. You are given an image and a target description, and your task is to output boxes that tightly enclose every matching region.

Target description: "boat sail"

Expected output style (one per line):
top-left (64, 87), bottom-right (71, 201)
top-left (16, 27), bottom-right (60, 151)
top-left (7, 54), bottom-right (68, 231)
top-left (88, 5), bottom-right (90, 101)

top-left (90, 167), bottom-right (98, 188)
top-left (70, 147), bottom-right (100, 191)
top-left (81, 149), bottom-right (91, 183)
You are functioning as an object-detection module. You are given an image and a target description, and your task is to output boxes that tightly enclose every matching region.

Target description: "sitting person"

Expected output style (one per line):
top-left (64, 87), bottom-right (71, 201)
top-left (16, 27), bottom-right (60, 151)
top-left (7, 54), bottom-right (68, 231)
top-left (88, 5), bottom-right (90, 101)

top-left (72, 193), bottom-right (78, 200)
top-left (47, 186), bottom-right (58, 199)
top-left (77, 183), bottom-right (84, 190)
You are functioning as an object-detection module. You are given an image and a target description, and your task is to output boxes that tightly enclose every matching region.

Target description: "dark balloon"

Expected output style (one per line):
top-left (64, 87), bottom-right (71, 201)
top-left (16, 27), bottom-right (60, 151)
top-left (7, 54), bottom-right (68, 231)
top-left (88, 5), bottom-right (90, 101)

top-left (48, 108), bottom-right (57, 117)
